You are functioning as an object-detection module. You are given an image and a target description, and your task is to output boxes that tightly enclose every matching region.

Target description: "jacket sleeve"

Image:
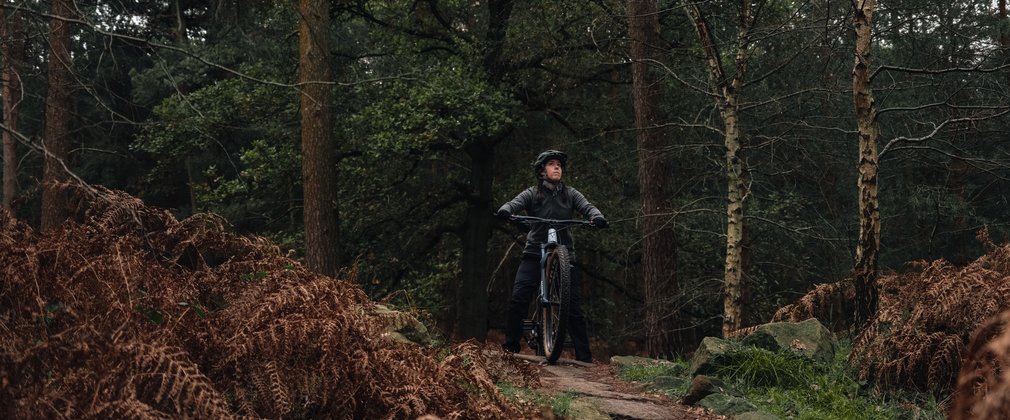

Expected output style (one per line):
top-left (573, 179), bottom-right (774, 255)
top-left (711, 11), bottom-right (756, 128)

top-left (569, 187), bottom-right (604, 220)
top-left (498, 187), bottom-right (535, 215)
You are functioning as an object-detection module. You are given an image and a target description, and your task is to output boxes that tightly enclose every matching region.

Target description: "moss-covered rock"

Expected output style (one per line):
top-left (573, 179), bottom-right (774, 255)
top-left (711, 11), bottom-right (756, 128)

top-left (565, 399), bottom-right (611, 420)
top-left (698, 393), bottom-right (761, 416)
top-left (371, 304), bottom-right (437, 346)
top-left (689, 336), bottom-right (738, 375)
top-left (646, 375), bottom-right (690, 394)
top-left (740, 318), bottom-right (836, 364)
top-left (683, 375), bottom-right (740, 405)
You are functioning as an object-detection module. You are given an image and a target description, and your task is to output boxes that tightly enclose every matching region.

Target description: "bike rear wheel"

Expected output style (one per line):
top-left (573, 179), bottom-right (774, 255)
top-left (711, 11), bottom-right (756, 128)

top-left (541, 245), bottom-right (571, 363)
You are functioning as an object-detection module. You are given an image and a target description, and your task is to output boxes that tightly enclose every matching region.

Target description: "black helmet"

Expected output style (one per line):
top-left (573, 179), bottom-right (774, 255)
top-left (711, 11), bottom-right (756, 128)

top-left (532, 150), bottom-right (567, 178)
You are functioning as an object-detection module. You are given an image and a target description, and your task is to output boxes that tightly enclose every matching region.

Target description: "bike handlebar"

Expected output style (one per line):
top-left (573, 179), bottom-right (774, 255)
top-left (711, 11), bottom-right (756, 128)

top-left (508, 215), bottom-right (594, 227)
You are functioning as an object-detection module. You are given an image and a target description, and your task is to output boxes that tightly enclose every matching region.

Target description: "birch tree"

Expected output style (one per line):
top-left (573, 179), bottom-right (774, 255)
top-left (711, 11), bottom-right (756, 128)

top-left (851, 0), bottom-right (880, 328)
top-left (682, 0), bottom-right (762, 337)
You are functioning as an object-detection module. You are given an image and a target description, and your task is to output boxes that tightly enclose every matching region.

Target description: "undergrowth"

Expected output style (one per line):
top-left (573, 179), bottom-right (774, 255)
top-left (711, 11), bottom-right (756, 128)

top-left (497, 382), bottom-right (575, 417)
top-left (618, 359), bottom-right (687, 382)
top-left (614, 342), bottom-right (944, 419)
top-left (719, 342), bottom-right (944, 420)
top-left (0, 186), bottom-right (542, 419)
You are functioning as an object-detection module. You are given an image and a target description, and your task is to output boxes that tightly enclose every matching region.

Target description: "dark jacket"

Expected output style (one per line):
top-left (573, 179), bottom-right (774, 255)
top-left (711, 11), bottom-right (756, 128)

top-left (498, 181), bottom-right (604, 257)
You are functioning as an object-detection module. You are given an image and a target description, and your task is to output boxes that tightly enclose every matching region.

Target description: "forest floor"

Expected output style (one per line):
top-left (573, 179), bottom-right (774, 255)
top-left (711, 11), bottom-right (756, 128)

top-left (504, 353), bottom-right (725, 419)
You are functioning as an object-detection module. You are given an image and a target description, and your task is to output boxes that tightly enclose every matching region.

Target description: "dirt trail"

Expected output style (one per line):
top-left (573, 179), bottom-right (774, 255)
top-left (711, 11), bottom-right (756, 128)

top-left (524, 355), bottom-right (725, 420)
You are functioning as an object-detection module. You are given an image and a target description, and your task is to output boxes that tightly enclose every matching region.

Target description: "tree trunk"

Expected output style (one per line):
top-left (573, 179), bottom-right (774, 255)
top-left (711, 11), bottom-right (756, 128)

top-left (629, 0), bottom-right (679, 359)
top-left (852, 0), bottom-right (880, 329)
top-left (453, 0), bottom-right (513, 341)
top-left (172, 0), bottom-right (187, 43)
top-left (41, 0), bottom-right (73, 231)
top-left (683, 0), bottom-right (755, 337)
top-left (721, 107), bottom-right (749, 336)
top-left (1, 7), bottom-right (24, 211)
top-left (1001, 0), bottom-right (1010, 86)
top-left (298, 0), bottom-right (340, 276)
top-left (455, 142), bottom-right (494, 340)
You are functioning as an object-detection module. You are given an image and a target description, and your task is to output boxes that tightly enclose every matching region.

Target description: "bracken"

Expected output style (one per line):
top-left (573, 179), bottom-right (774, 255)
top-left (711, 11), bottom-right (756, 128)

top-left (0, 185), bottom-right (539, 419)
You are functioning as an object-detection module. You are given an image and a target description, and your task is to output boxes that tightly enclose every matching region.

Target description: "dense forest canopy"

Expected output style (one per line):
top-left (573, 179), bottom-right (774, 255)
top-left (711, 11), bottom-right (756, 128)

top-left (3, 0), bottom-right (1010, 356)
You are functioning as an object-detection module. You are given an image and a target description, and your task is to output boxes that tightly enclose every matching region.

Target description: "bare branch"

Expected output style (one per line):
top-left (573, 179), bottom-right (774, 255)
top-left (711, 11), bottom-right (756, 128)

top-left (0, 4), bottom-right (415, 90)
top-left (871, 62), bottom-right (1010, 82)
top-left (739, 87), bottom-right (839, 112)
top-left (0, 122), bottom-right (99, 199)
top-left (879, 109), bottom-right (1010, 158)
top-left (637, 58), bottom-right (719, 99)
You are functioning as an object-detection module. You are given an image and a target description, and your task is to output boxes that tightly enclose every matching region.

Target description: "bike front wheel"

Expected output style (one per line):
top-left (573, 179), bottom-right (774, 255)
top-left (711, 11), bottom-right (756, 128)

top-left (541, 245), bottom-right (571, 363)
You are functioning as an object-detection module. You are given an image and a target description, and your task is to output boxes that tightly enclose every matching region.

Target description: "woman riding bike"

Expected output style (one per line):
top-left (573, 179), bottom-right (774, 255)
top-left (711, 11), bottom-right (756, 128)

top-left (496, 150), bottom-right (607, 363)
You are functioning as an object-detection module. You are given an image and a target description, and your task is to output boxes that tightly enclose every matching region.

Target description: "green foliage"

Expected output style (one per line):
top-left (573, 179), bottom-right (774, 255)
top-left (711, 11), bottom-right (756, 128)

top-left (351, 56), bottom-right (520, 152)
top-left (718, 347), bottom-right (821, 388)
top-left (714, 343), bottom-right (944, 420)
top-left (617, 359), bottom-right (688, 382)
top-left (387, 250), bottom-right (461, 323)
top-left (133, 62), bottom-right (300, 234)
top-left (496, 383), bottom-right (575, 417)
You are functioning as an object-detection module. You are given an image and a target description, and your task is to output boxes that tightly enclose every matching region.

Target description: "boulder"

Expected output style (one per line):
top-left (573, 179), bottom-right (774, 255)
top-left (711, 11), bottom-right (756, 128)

top-left (688, 336), bottom-right (738, 375)
top-left (740, 318), bottom-right (836, 364)
top-left (565, 399), bottom-right (611, 420)
top-left (698, 393), bottom-right (761, 417)
top-left (682, 375), bottom-right (737, 405)
top-left (646, 375), bottom-right (690, 394)
top-left (371, 304), bottom-right (437, 346)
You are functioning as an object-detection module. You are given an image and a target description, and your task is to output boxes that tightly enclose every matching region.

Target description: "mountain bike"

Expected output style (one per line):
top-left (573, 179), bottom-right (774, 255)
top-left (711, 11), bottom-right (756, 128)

top-left (510, 215), bottom-right (592, 363)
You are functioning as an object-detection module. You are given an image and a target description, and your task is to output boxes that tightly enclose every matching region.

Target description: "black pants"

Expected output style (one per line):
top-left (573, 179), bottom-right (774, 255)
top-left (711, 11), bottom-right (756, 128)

top-left (503, 255), bottom-right (592, 362)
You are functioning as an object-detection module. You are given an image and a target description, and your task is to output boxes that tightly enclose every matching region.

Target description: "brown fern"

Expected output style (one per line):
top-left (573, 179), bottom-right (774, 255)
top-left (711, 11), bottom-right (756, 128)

top-left (1, 185), bottom-right (536, 419)
top-left (771, 280), bottom-right (854, 331)
top-left (951, 309), bottom-right (1010, 419)
top-left (849, 233), bottom-right (1010, 393)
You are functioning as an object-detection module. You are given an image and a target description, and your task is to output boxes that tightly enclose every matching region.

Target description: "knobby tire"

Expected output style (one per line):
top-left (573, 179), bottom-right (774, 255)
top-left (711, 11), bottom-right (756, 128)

top-left (542, 245), bottom-right (571, 363)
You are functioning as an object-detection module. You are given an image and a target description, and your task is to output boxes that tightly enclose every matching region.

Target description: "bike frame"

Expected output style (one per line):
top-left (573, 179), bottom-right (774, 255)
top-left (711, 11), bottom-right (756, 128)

top-left (538, 226), bottom-right (560, 307)
top-left (509, 216), bottom-right (591, 360)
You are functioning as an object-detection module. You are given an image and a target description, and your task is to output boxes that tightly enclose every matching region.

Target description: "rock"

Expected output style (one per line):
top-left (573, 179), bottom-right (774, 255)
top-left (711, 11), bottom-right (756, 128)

top-left (682, 375), bottom-right (737, 405)
top-left (645, 375), bottom-right (690, 395)
top-left (740, 318), bottom-right (836, 364)
top-left (698, 393), bottom-right (761, 417)
top-left (370, 304), bottom-right (437, 346)
top-left (565, 399), bottom-right (611, 420)
top-left (688, 336), bottom-right (737, 375)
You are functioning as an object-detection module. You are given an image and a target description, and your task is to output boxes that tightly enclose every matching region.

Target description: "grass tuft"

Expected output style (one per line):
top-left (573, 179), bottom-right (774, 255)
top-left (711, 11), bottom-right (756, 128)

top-left (617, 359), bottom-right (687, 382)
top-left (716, 341), bottom-right (944, 420)
top-left (497, 382), bottom-right (575, 417)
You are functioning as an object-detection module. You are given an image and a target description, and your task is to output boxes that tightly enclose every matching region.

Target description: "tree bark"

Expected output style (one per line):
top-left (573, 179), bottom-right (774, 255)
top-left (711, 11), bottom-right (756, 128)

top-left (852, 0), bottom-right (880, 328)
top-left (298, 0), bottom-right (340, 276)
top-left (720, 106), bottom-right (749, 336)
top-left (683, 0), bottom-right (755, 337)
top-left (172, 0), bottom-right (187, 43)
top-left (1, 7), bottom-right (24, 211)
top-left (455, 142), bottom-right (494, 340)
top-left (453, 0), bottom-right (514, 341)
top-left (629, 0), bottom-right (679, 359)
top-left (41, 0), bottom-right (73, 231)
top-left (1001, 0), bottom-right (1010, 86)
